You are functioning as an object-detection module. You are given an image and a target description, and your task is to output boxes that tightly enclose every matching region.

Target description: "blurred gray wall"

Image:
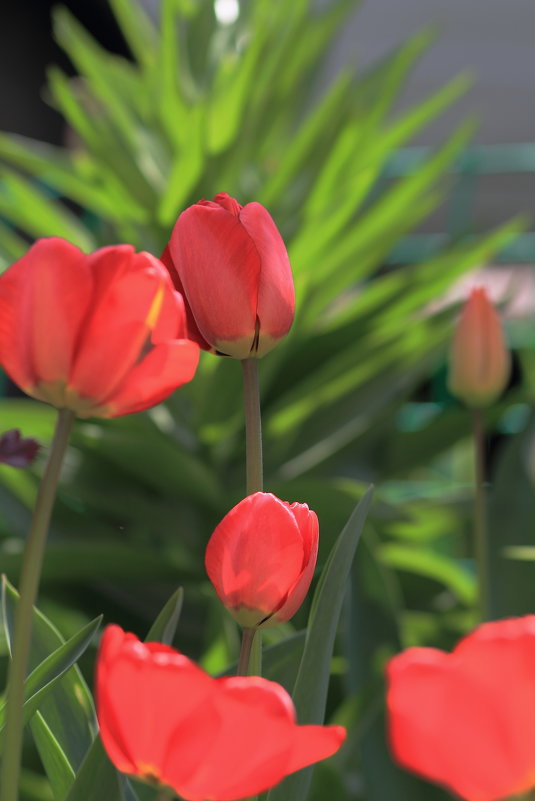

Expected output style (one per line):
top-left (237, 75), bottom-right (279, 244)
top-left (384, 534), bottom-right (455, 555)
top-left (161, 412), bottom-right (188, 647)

top-left (324, 0), bottom-right (535, 231)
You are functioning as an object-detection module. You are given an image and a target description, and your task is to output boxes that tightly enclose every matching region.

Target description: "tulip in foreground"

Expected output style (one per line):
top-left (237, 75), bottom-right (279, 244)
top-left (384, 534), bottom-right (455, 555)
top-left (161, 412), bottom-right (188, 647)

top-left (448, 286), bottom-right (510, 408)
top-left (387, 616), bottom-right (535, 801)
top-left (205, 492), bottom-right (319, 627)
top-left (0, 237), bottom-right (199, 417)
top-left (97, 626), bottom-right (345, 801)
top-left (162, 192), bottom-right (295, 358)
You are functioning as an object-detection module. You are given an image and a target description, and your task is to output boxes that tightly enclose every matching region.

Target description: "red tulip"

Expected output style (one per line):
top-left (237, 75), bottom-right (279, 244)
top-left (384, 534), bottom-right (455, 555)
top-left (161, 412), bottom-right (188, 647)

top-left (448, 287), bottom-right (510, 408)
top-left (97, 625), bottom-right (345, 801)
top-left (162, 192), bottom-right (295, 358)
top-left (205, 492), bottom-right (319, 628)
top-left (0, 237), bottom-right (199, 417)
top-left (386, 616), bottom-right (535, 801)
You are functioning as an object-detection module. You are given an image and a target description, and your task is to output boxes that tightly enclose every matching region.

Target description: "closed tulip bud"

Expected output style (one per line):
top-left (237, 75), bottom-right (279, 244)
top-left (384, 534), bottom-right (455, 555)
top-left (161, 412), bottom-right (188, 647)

top-left (162, 193), bottom-right (295, 359)
top-left (448, 287), bottom-right (510, 408)
top-left (0, 238), bottom-right (199, 418)
top-left (205, 492), bottom-right (318, 628)
top-left (387, 616), bottom-right (535, 801)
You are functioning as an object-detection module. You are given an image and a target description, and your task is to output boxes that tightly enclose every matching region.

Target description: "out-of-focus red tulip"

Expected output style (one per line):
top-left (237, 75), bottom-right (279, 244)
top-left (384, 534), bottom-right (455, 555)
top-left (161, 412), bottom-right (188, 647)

top-left (162, 192), bottom-right (295, 358)
top-left (97, 625), bottom-right (345, 801)
top-left (0, 429), bottom-right (40, 468)
top-left (387, 616), bottom-right (535, 801)
top-left (448, 287), bottom-right (510, 408)
top-left (205, 492), bottom-right (319, 628)
top-left (0, 237), bottom-right (199, 417)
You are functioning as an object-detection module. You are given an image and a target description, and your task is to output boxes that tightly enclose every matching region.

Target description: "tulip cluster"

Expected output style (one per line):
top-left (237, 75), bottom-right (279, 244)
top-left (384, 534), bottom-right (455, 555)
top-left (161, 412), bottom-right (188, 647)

top-left (97, 626), bottom-right (345, 801)
top-left (387, 616), bottom-right (535, 801)
top-left (0, 195), bottom-right (339, 801)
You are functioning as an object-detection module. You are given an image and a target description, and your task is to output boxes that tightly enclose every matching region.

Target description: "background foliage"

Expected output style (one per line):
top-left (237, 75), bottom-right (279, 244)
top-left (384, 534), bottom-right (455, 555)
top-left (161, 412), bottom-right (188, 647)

top-left (0, 1), bottom-right (533, 799)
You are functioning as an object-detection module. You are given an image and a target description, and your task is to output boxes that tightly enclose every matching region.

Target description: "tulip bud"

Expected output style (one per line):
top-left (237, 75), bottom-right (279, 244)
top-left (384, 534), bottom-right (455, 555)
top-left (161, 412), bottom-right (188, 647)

top-left (448, 287), bottom-right (510, 408)
top-left (205, 492), bottom-right (318, 628)
top-left (162, 193), bottom-right (295, 359)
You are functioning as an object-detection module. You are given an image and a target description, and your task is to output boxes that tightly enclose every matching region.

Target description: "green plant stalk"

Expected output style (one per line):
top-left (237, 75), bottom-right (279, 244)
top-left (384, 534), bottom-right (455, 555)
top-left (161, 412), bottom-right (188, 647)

top-left (472, 407), bottom-right (489, 621)
top-left (239, 359), bottom-right (264, 684)
top-left (0, 408), bottom-right (75, 801)
top-left (241, 358), bottom-right (263, 496)
top-left (239, 360), bottom-right (264, 801)
top-left (237, 628), bottom-right (256, 677)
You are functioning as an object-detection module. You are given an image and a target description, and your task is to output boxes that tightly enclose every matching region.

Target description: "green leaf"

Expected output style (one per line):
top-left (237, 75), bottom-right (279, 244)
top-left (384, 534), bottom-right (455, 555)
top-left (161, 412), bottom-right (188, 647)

top-left (377, 543), bottom-right (476, 605)
top-left (0, 169), bottom-right (95, 251)
top-left (267, 486), bottom-right (374, 801)
top-left (0, 614), bottom-right (101, 737)
top-left (64, 737), bottom-right (131, 801)
top-left (488, 414), bottom-right (535, 617)
top-left (145, 587), bottom-right (184, 645)
top-left (1, 577), bottom-right (96, 800)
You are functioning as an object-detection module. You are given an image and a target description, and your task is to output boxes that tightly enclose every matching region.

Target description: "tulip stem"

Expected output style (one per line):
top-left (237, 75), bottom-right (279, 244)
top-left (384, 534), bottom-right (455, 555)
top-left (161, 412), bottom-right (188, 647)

top-left (237, 627), bottom-right (257, 676)
top-left (472, 407), bottom-right (490, 621)
top-left (0, 408), bottom-right (75, 801)
top-left (241, 359), bottom-right (263, 495)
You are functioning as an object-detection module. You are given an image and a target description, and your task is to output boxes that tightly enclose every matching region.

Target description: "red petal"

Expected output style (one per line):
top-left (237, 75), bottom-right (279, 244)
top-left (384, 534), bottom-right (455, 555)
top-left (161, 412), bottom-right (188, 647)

top-left (168, 202), bottom-right (259, 353)
top-left (0, 237), bottom-right (91, 392)
top-left (100, 338), bottom-right (199, 418)
top-left (70, 249), bottom-right (172, 402)
top-left (212, 193), bottom-right (242, 216)
top-left (160, 246), bottom-right (211, 349)
top-left (205, 493), bottom-right (305, 625)
top-left (387, 617), bottom-right (535, 801)
top-left (175, 677), bottom-right (344, 800)
top-left (273, 503), bottom-right (318, 622)
top-left (175, 678), bottom-right (294, 800)
top-left (97, 627), bottom-right (214, 783)
top-left (239, 202), bottom-right (295, 355)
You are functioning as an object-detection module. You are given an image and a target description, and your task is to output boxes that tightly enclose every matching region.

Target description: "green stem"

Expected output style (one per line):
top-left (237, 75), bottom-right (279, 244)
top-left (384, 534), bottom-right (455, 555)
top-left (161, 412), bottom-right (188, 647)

top-left (237, 628), bottom-right (256, 677)
top-left (472, 407), bottom-right (489, 621)
top-left (0, 408), bottom-right (75, 801)
top-left (241, 359), bottom-right (263, 495)
top-left (240, 359), bottom-right (264, 690)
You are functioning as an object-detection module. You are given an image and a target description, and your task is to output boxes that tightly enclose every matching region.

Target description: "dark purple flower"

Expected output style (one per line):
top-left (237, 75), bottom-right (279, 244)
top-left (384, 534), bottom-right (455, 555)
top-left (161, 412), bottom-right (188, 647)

top-left (0, 429), bottom-right (41, 468)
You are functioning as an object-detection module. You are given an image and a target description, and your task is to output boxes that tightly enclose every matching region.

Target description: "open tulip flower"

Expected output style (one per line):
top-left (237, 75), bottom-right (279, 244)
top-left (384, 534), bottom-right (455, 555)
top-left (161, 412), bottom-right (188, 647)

top-left (386, 616), bottom-right (535, 801)
top-left (448, 286), bottom-right (510, 408)
top-left (205, 492), bottom-right (319, 628)
top-left (0, 237), bottom-right (199, 417)
top-left (162, 192), bottom-right (295, 358)
top-left (97, 626), bottom-right (345, 801)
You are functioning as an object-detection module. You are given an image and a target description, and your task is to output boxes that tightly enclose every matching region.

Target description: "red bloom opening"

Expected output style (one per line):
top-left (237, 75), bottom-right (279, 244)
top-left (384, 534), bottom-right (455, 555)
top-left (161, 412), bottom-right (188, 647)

top-left (0, 237), bottom-right (199, 417)
top-left (97, 626), bottom-right (345, 801)
top-left (387, 616), bottom-right (535, 801)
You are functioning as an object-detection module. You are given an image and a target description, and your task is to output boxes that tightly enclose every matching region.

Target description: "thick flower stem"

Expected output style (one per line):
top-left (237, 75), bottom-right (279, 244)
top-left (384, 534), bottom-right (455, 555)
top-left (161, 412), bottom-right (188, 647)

top-left (237, 628), bottom-right (256, 677)
top-left (472, 408), bottom-right (489, 621)
top-left (241, 359), bottom-right (263, 495)
top-left (0, 408), bottom-right (75, 801)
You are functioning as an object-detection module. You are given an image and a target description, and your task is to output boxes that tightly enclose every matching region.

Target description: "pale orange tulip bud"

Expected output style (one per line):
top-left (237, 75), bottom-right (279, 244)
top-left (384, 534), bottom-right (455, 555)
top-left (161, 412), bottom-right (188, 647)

top-left (448, 287), bottom-right (511, 408)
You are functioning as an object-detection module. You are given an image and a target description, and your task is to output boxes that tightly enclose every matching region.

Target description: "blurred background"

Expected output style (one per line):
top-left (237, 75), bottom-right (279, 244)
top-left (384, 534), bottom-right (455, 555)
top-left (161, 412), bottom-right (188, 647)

top-left (0, 1), bottom-right (534, 800)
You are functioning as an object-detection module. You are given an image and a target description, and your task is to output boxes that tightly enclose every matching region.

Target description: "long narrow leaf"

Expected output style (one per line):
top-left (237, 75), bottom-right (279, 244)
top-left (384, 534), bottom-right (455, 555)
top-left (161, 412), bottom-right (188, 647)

top-left (267, 486), bottom-right (374, 801)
